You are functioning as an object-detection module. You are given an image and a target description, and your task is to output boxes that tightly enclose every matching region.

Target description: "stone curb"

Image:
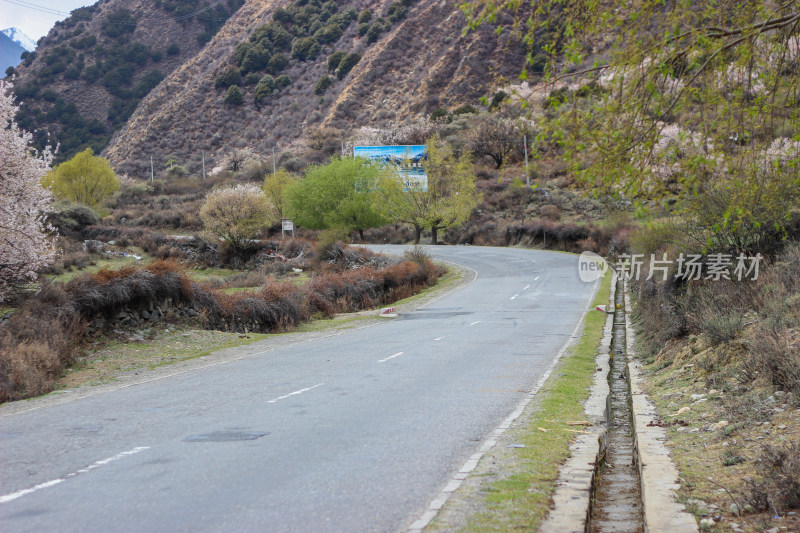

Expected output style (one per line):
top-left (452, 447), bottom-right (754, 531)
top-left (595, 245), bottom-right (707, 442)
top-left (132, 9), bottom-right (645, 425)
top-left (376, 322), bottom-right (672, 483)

top-left (624, 283), bottom-right (699, 533)
top-left (539, 274), bottom-right (615, 533)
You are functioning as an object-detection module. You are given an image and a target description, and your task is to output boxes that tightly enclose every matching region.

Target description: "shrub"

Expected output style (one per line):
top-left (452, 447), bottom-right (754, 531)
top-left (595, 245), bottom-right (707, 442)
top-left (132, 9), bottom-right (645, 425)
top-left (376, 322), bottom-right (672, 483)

top-left (254, 75), bottom-right (275, 105)
top-left (357, 22), bottom-right (370, 36)
top-left (358, 9), bottom-right (372, 23)
top-left (746, 325), bottom-right (800, 393)
top-left (102, 9), bottom-right (136, 38)
top-left (291, 37), bottom-right (321, 61)
top-left (0, 283), bottom-right (85, 402)
top-left (275, 75), bottom-right (291, 90)
top-left (47, 201), bottom-right (100, 234)
top-left (539, 204), bottom-right (561, 221)
top-left (386, 1), bottom-right (409, 23)
top-left (68, 260), bottom-right (192, 318)
top-left (314, 24), bottom-right (343, 44)
top-left (214, 66), bottom-right (242, 89)
top-left (43, 148), bottom-right (119, 209)
top-left (267, 53), bottom-right (288, 74)
top-left (744, 443), bottom-right (800, 513)
top-left (328, 51), bottom-right (346, 72)
top-left (166, 42), bottom-right (180, 56)
top-left (224, 85), bottom-right (244, 105)
top-left (240, 46), bottom-right (270, 73)
top-left (366, 21), bottom-right (385, 43)
top-left (314, 75), bottom-right (334, 95)
top-left (336, 52), bottom-right (361, 79)
top-left (199, 184), bottom-right (275, 251)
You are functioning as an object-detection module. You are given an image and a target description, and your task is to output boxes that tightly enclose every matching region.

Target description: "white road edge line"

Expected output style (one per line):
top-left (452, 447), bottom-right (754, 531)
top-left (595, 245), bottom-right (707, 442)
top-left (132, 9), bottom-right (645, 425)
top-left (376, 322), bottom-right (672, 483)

top-left (407, 276), bottom-right (601, 533)
top-left (377, 352), bottom-right (404, 363)
top-left (267, 383), bottom-right (324, 403)
top-left (0, 446), bottom-right (150, 504)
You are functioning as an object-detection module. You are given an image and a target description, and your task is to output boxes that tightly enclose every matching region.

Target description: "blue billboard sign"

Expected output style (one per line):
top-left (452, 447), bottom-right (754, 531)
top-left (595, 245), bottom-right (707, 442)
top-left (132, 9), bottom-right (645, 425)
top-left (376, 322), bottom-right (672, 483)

top-left (353, 145), bottom-right (428, 191)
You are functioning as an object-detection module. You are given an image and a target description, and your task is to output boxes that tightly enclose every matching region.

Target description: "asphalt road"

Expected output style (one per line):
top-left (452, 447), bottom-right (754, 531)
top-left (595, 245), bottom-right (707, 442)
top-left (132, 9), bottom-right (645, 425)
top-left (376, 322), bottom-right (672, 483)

top-left (0, 245), bottom-right (597, 532)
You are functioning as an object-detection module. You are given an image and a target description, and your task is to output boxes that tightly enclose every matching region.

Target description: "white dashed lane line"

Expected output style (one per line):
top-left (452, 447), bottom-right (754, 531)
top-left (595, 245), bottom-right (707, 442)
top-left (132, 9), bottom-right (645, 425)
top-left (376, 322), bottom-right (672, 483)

top-left (468, 321), bottom-right (481, 326)
top-left (267, 383), bottom-right (324, 403)
top-left (0, 446), bottom-right (150, 504)
top-left (523, 285), bottom-right (530, 290)
top-left (534, 276), bottom-right (541, 281)
top-left (434, 336), bottom-right (447, 341)
top-left (377, 352), bottom-right (404, 363)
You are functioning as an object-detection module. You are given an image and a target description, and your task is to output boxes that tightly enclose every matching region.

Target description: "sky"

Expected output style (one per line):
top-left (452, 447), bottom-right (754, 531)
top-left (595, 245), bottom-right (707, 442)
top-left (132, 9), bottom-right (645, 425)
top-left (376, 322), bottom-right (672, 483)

top-left (0, 0), bottom-right (96, 41)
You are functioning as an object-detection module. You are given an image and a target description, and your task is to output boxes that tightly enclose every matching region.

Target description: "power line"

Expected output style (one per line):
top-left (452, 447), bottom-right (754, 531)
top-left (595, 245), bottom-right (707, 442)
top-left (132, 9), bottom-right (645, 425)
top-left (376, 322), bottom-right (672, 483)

top-left (4, 0), bottom-right (233, 26)
top-left (3, 0), bottom-right (68, 17)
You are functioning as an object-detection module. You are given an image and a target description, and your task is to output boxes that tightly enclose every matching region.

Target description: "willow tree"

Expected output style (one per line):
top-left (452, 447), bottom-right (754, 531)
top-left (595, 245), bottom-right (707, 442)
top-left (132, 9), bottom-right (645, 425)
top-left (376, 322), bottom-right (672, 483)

top-left (285, 157), bottom-right (388, 241)
top-left (463, 0), bottom-right (800, 254)
top-left (43, 148), bottom-right (120, 209)
top-left (376, 136), bottom-right (481, 244)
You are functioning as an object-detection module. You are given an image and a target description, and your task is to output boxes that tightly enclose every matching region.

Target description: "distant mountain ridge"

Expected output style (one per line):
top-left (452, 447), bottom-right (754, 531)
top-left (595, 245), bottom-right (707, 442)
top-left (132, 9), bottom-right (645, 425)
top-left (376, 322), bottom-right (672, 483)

top-left (0, 31), bottom-right (26, 73)
top-left (2, 28), bottom-right (37, 52)
top-left (7, 0), bottom-right (243, 162)
top-left (9, 0), bottom-right (526, 175)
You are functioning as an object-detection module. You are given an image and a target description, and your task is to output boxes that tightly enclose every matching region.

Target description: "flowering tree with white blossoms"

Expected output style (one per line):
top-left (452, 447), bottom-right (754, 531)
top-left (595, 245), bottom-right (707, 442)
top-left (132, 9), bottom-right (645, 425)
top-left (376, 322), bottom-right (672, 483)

top-left (0, 80), bottom-right (55, 301)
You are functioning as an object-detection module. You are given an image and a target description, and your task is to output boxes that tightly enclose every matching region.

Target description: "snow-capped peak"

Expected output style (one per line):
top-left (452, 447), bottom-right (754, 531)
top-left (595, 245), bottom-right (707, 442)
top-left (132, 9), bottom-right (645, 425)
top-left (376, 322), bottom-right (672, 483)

top-left (1, 28), bottom-right (36, 52)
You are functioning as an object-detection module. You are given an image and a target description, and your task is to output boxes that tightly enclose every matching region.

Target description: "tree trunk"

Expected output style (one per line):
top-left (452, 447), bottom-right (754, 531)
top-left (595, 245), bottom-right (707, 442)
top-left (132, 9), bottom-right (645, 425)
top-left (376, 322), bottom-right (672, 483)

top-left (431, 226), bottom-right (439, 245)
top-left (413, 225), bottom-right (421, 244)
top-left (358, 228), bottom-right (364, 241)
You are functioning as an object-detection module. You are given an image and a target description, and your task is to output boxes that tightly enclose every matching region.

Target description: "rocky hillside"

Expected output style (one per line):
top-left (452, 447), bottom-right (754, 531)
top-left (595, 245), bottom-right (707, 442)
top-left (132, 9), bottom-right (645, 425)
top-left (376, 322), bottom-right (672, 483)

top-left (6, 0), bottom-right (243, 162)
top-left (100, 0), bottom-right (526, 177)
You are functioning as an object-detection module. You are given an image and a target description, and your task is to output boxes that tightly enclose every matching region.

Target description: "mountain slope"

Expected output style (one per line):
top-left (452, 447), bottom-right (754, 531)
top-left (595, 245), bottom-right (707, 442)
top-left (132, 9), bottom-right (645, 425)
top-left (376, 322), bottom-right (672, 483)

top-left (103, 0), bottom-right (526, 176)
top-left (7, 0), bottom-right (243, 162)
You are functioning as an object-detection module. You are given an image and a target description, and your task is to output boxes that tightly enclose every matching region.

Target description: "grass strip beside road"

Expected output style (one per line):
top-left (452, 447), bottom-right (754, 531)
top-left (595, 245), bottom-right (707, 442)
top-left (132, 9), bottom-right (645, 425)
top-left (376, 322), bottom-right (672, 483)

top-left (439, 270), bottom-right (611, 531)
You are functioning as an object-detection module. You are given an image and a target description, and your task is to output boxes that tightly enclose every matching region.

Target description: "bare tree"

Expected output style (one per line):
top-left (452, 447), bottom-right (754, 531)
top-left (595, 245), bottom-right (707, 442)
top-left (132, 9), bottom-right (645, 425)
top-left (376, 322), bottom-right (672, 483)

top-left (465, 114), bottom-right (522, 168)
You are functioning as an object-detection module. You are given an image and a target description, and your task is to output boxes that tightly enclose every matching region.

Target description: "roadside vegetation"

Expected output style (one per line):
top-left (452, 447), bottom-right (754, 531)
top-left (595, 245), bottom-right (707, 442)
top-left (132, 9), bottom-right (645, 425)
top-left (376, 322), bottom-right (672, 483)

top-left (0, 245), bottom-right (443, 403)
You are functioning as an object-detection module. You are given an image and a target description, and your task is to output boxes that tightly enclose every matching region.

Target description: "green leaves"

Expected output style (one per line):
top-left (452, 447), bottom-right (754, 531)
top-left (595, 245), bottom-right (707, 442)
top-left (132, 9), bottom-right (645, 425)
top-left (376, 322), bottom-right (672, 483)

top-left (285, 158), bottom-right (389, 237)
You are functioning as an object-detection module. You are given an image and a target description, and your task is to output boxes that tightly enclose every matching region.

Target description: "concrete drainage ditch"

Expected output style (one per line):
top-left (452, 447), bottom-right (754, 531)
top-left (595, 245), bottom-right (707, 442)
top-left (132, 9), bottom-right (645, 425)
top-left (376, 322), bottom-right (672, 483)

top-left (589, 280), bottom-right (643, 532)
top-left (542, 276), bottom-right (697, 533)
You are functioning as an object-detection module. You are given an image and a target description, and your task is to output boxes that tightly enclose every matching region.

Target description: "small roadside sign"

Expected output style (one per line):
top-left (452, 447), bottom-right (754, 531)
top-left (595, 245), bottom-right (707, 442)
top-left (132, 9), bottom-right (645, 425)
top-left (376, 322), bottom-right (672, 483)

top-left (281, 219), bottom-right (294, 239)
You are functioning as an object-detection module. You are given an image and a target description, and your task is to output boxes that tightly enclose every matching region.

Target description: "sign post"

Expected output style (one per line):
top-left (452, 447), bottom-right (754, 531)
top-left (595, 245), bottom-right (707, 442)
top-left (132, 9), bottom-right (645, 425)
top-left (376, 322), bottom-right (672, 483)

top-left (281, 219), bottom-right (294, 239)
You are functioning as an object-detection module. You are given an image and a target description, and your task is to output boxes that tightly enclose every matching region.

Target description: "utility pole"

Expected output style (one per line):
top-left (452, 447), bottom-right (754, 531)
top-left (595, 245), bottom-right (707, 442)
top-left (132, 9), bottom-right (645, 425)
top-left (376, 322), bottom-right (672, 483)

top-left (150, 155), bottom-right (154, 184)
top-left (341, 141), bottom-right (344, 157)
top-left (523, 134), bottom-right (530, 187)
top-left (201, 150), bottom-right (206, 180)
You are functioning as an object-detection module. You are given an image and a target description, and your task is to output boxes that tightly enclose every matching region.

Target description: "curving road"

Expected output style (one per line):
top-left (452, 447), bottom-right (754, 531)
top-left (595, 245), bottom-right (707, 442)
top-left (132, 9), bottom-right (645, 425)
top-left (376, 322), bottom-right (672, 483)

top-left (0, 246), bottom-right (597, 532)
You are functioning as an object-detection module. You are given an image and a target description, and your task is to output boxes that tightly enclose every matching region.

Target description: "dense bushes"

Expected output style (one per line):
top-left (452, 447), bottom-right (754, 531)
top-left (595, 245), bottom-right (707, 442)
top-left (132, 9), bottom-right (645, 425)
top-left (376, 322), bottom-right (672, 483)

top-left (0, 284), bottom-right (86, 402)
top-left (1, 248), bottom-right (444, 402)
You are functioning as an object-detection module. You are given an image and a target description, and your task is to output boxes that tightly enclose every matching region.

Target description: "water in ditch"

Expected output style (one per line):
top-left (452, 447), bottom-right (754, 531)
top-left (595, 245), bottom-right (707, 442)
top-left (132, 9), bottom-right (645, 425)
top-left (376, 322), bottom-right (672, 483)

top-left (589, 280), bottom-right (644, 533)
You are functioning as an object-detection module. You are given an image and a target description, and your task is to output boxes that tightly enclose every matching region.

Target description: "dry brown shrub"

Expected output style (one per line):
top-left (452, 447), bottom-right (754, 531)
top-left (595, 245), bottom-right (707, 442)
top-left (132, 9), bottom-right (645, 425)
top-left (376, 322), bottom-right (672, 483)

top-left (0, 342), bottom-right (62, 401)
top-left (539, 204), bottom-right (562, 221)
top-left (0, 283), bottom-right (86, 402)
